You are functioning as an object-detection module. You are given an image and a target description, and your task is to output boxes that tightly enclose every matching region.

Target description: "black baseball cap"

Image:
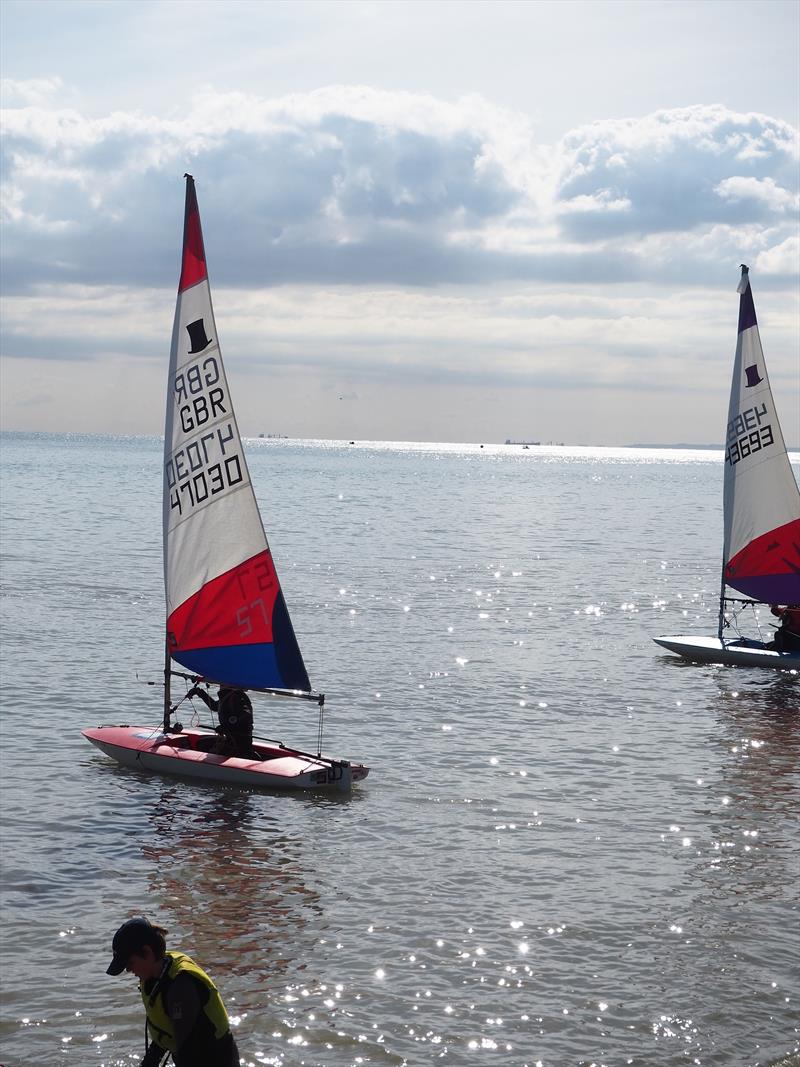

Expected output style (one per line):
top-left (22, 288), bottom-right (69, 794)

top-left (106, 917), bottom-right (153, 975)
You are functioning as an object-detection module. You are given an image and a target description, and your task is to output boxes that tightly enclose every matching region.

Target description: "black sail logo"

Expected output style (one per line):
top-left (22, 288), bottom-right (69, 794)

top-left (744, 363), bottom-right (762, 388)
top-left (186, 318), bottom-right (213, 354)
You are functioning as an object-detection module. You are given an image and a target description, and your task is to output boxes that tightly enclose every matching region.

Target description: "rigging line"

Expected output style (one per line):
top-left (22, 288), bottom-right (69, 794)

top-left (131, 723), bottom-right (167, 762)
top-left (317, 702), bottom-right (324, 759)
top-left (168, 669), bottom-right (322, 704)
top-left (179, 689), bottom-right (220, 733)
top-left (724, 599), bottom-right (773, 644)
top-left (132, 689), bottom-right (197, 764)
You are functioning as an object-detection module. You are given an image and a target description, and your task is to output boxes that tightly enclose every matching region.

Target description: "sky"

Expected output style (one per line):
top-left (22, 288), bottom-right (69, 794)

top-left (1, 0), bottom-right (799, 446)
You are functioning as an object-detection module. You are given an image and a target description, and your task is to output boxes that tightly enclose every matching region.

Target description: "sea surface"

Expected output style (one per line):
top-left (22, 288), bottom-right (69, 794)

top-left (1, 432), bottom-right (798, 1067)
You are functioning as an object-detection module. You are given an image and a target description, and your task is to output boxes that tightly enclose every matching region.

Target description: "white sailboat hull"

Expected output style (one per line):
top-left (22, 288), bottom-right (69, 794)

top-left (83, 725), bottom-right (368, 792)
top-left (654, 635), bottom-right (800, 669)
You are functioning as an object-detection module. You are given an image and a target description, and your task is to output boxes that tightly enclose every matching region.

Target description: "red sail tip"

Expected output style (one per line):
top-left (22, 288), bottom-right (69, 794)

top-left (178, 177), bottom-right (207, 292)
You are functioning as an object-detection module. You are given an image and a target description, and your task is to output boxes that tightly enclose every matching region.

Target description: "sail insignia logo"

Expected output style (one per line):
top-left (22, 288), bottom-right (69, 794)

top-left (187, 318), bottom-right (214, 354)
top-left (744, 363), bottom-right (763, 388)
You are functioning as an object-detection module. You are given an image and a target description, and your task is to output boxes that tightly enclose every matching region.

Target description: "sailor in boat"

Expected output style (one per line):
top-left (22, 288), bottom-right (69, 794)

top-left (767, 605), bottom-right (800, 651)
top-left (106, 916), bottom-right (240, 1067)
top-left (187, 685), bottom-right (255, 757)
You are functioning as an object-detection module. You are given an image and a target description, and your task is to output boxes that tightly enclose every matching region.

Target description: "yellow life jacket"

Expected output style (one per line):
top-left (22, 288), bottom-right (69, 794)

top-left (139, 951), bottom-right (230, 1053)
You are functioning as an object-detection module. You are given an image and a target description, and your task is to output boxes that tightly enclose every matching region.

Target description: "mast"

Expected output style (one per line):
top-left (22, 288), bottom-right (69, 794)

top-left (718, 263), bottom-right (751, 643)
top-left (717, 569), bottom-right (727, 641)
top-left (163, 636), bottom-right (172, 731)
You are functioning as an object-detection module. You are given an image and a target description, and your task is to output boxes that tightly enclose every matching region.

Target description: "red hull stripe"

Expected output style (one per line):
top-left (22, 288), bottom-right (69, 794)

top-left (168, 549), bottom-right (280, 652)
top-left (725, 517), bottom-right (800, 603)
top-left (178, 177), bottom-right (207, 292)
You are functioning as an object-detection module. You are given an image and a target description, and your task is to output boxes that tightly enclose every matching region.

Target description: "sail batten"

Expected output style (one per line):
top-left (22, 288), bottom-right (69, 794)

top-left (163, 176), bottom-right (312, 692)
top-left (722, 266), bottom-right (800, 604)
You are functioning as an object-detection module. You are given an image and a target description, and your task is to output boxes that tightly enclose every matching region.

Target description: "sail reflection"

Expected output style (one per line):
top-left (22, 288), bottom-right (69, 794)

top-left (141, 786), bottom-right (322, 987)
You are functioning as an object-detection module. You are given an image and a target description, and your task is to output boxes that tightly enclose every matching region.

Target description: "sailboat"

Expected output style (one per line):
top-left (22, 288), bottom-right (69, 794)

top-left (83, 176), bottom-right (369, 789)
top-left (654, 265), bottom-right (800, 668)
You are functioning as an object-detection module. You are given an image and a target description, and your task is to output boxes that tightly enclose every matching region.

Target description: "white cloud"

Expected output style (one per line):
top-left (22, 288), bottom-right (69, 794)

top-left (0, 76), bottom-right (63, 107)
top-left (1, 88), bottom-right (798, 443)
top-left (715, 176), bottom-right (798, 212)
top-left (556, 105), bottom-right (798, 240)
top-left (756, 235), bottom-right (800, 275)
top-left (2, 92), bottom-right (797, 299)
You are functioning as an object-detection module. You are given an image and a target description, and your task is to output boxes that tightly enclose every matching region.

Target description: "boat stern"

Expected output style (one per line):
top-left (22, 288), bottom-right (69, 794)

top-left (307, 760), bottom-right (369, 791)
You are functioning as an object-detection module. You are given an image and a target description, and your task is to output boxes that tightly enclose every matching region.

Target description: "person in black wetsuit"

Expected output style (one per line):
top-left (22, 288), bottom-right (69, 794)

top-left (105, 916), bottom-right (240, 1067)
top-left (188, 685), bottom-right (255, 756)
top-left (768, 605), bottom-right (800, 651)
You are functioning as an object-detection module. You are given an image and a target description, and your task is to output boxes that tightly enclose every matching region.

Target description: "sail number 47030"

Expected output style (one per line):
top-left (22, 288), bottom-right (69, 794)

top-left (166, 423), bottom-right (245, 515)
top-left (168, 455), bottom-right (244, 513)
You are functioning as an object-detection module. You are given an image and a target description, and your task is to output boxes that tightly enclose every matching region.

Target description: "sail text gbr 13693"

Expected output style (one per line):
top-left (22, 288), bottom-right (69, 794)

top-left (654, 265), bottom-right (800, 668)
top-left (720, 265), bottom-right (800, 612)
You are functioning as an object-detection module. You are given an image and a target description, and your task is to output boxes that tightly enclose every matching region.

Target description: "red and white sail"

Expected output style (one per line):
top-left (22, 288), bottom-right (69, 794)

top-left (722, 266), bottom-right (800, 604)
top-left (162, 176), bottom-right (311, 691)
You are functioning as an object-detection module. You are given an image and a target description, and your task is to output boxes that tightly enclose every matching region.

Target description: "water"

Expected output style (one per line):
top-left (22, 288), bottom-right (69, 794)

top-left (1, 432), bottom-right (798, 1067)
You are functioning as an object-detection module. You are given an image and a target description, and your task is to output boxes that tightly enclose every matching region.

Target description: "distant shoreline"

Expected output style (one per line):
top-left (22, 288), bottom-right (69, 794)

top-left (626, 442), bottom-right (723, 450)
top-left (1, 429), bottom-right (798, 453)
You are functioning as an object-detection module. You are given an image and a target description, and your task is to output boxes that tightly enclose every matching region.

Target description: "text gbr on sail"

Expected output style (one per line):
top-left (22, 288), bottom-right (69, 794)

top-left (175, 355), bottom-right (225, 433)
top-left (166, 354), bottom-right (246, 517)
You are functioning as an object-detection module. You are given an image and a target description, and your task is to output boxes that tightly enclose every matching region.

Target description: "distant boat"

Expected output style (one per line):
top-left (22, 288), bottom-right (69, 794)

top-left (654, 266), bottom-right (800, 668)
top-left (83, 176), bottom-right (369, 788)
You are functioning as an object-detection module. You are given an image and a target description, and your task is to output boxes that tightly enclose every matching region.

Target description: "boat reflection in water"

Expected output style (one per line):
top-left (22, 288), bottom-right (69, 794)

top-left (712, 674), bottom-right (800, 838)
top-left (686, 672), bottom-right (799, 933)
top-left (141, 786), bottom-right (323, 992)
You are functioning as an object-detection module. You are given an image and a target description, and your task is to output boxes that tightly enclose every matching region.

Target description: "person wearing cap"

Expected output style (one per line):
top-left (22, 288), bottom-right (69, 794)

top-left (107, 917), bottom-right (240, 1067)
top-left (187, 684), bottom-right (254, 756)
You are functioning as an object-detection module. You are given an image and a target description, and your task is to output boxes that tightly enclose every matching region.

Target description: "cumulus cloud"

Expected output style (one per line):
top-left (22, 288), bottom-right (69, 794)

top-left (756, 234), bottom-right (800, 275)
top-left (1, 88), bottom-right (797, 302)
top-left (0, 76), bottom-right (64, 107)
top-left (1, 86), bottom-right (530, 291)
top-left (556, 105), bottom-right (798, 243)
top-left (715, 176), bottom-right (798, 213)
